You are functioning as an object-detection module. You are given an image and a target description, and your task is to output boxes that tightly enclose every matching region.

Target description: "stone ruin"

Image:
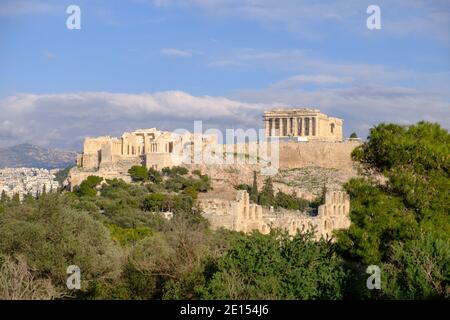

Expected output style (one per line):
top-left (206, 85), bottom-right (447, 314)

top-left (198, 189), bottom-right (350, 240)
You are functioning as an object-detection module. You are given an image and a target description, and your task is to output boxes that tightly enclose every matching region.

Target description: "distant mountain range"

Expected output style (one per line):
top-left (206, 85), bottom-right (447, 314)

top-left (0, 143), bottom-right (77, 169)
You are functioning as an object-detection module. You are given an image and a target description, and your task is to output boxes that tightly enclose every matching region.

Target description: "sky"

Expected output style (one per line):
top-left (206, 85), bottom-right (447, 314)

top-left (0, 0), bottom-right (449, 151)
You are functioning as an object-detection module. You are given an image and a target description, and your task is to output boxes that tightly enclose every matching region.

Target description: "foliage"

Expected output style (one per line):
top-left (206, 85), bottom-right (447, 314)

top-left (106, 224), bottom-right (153, 246)
top-left (199, 230), bottom-right (348, 299)
top-left (0, 193), bottom-right (121, 293)
top-left (128, 166), bottom-right (149, 182)
top-left (0, 255), bottom-right (61, 300)
top-left (382, 233), bottom-right (450, 299)
top-left (337, 121), bottom-right (450, 299)
top-left (148, 168), bottom-right (162, 184)
top-left (54, 166), bottom-right (73, 186)
top-left (74, 175), bottom-right (103, 197)
top-left (162, 166), bottom-right (189, 177)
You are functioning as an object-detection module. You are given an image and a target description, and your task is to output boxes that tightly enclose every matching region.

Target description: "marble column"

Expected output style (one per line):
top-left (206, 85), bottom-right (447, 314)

top-left (279, 117), bottom-right (284, 137)
top-left (287, 117), bottom-right (291, 136)
top-left (312, 117), bottom-right (316, 136)
top-left (293, 117), bottom-right (298, 137)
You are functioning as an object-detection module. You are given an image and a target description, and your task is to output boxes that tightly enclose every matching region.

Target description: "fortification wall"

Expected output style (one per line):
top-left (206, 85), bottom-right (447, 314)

top-left (278, 140), bottom-right (361, 170)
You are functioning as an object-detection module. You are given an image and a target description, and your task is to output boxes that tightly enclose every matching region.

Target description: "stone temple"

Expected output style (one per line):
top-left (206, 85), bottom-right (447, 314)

top-left (70, 108), bottom-right (359, 239)
top-left (76, 128), bottom-right (217, 170)
top-left (263, 108), bottom-right (343, 141)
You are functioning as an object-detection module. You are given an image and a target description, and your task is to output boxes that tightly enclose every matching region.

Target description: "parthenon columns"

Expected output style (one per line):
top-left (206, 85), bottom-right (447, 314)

top-left (265, 115), bottom-right (319, 138)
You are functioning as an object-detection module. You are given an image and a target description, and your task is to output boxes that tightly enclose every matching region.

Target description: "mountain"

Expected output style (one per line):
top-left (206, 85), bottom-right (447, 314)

top-left (0, 143), bottom-right (77, 169)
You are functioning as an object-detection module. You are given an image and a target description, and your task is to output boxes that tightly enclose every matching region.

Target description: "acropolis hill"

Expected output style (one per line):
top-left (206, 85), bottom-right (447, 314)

top-left (69, 108), bottom-right (362, 239)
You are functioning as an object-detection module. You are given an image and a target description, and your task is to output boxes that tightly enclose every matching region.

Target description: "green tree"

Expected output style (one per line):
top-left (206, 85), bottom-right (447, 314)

top-left (128, 166), bottom-right (149, 182)
top-left (258, 177), bottom-right (275, 206)
top-left (337, 121), bottom-right (450, 298)
top-left (250, 171), bottom-right (258, 203)
top-left (75, 175), bottom-right (103, 197)
top-left (142, 193), bottom-right (167, 212)
top-left (0, 193), bottom-right (121, 293)
top-left (148, 168), bottom-right (162, 184)
top-left (0, 190), bottom-right (9, 203)
top-left (349, 132), bottom-right (358, 139)
top-left (199, 230), bottom-right (347, 299)
top-left (382, 233), bottom-right (450, 299)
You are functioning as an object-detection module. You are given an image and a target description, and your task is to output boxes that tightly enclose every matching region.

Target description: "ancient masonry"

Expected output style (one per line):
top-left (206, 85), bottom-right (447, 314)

top-left (71, 108), bottom-right (359, 238)
top-left (199, 189), bottom-right (350, 239)
top-left (263, 108), bottom-right (343, 142)
top-left (76, 128), bottom-right (217, 170)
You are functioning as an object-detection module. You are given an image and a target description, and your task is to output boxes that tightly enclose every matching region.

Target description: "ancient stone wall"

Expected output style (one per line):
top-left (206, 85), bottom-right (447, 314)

top-left (198, 190), bottom-right (351, 240)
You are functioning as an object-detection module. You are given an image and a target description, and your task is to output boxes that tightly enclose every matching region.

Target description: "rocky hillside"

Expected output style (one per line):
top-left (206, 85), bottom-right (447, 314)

top-left (0, 143), bottom-right (76, 169)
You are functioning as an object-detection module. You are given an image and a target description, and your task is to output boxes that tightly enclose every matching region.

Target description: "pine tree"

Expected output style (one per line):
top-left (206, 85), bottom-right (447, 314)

top-left (250, 171), bottom-right (258, 202)
top-left (0, 190), bottom-right (9, 203)
top-left (11, 193), bottom-right (21, 204)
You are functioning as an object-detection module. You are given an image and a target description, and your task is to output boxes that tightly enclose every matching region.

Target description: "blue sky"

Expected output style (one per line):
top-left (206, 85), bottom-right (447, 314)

top-left (0, 0), bottom-right (449, 150)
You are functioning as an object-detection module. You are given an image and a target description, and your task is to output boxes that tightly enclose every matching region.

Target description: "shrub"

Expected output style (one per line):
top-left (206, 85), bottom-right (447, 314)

top-left (128, 166), bottom-right (148, 182)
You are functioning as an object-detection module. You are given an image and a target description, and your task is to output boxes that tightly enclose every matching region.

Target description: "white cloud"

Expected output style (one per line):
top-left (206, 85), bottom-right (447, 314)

top-left (0, 91), bottom-right (267, 150)
top-left (150, 0), bottom-right (450, 42)
top-left (235, 85), bottom-right (450, 139)
top-left (273, 75), bottom-right (353, 87)
top-left (160, 48), bottom-right (193, 57)
top-left (0, 0), bottom-right (59, 16)
top-left (0, 88), bottom-right (448, 150)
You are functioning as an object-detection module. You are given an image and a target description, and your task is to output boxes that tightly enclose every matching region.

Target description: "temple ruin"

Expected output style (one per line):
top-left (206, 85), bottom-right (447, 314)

top-left (199, 189), bottom-right (350, 239)
top-left (263, 108), bottom-right (343, 141)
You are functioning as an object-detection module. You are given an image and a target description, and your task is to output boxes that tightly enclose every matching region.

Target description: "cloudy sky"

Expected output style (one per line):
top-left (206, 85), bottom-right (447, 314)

top-left (0, 0), bottom-right (449, 151)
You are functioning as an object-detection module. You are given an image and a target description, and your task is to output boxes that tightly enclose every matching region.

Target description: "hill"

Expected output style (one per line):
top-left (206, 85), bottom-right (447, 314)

top-left (0, 143), bottom-right (76, 169)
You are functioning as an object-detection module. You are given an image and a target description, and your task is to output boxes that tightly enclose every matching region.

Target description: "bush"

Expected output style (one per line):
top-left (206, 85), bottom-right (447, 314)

top-left (162, 166), bottom-right (189, 177)
top-left (199, 230), bottom-right (348, 299)
top-left (142, 194), bottom-right (168, 212)
top-left (74, 175), bottom-right (103, 197)
top-left (128, 166), bottom-right (149, 182)
top-left (148, 168), bottom-right (162, 184)
top-left (0, 193), bottom-right (121, 293)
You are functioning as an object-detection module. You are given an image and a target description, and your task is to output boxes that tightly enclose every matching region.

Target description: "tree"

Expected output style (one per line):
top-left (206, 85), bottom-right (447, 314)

top-left (183, 186), bottom-right (198, 200)
top-left (0, 255), bottom-right (62, 300)
top-left (0, 193), bottom-right (121, 293)
top-left (148, 168), bottom-right (162, 184)
top-left (382, 233), bottom-right (450, 299)
top-left (142, 194), bottom-right (167, 212)
top-left (199, 230), bottom-right (347, 299)
top-left (128, 166), bottom-right (148, 182)
top-left (350, 132), bottom-right (358, 139)
top-left (0, 190), bottom-right (9, 203)
top-left (250, 171), bottom-right (258, 203)
top-left (75, 175), bottom-right (103, 197)
top-left (337, 121), bottom-right (450, 298)
top-left (258, 177), bottom-right (275, 206)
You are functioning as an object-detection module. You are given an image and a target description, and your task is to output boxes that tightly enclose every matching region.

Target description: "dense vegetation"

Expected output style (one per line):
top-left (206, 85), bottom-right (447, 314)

top-left (235, 173), bottom-right (318, 212)
top-left (0, 121), bottom-right (448, 300)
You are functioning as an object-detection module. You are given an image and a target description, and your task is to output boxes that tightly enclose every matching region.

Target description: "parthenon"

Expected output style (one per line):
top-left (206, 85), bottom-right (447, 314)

top-left (263, 108), bottom-right (343, 141)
